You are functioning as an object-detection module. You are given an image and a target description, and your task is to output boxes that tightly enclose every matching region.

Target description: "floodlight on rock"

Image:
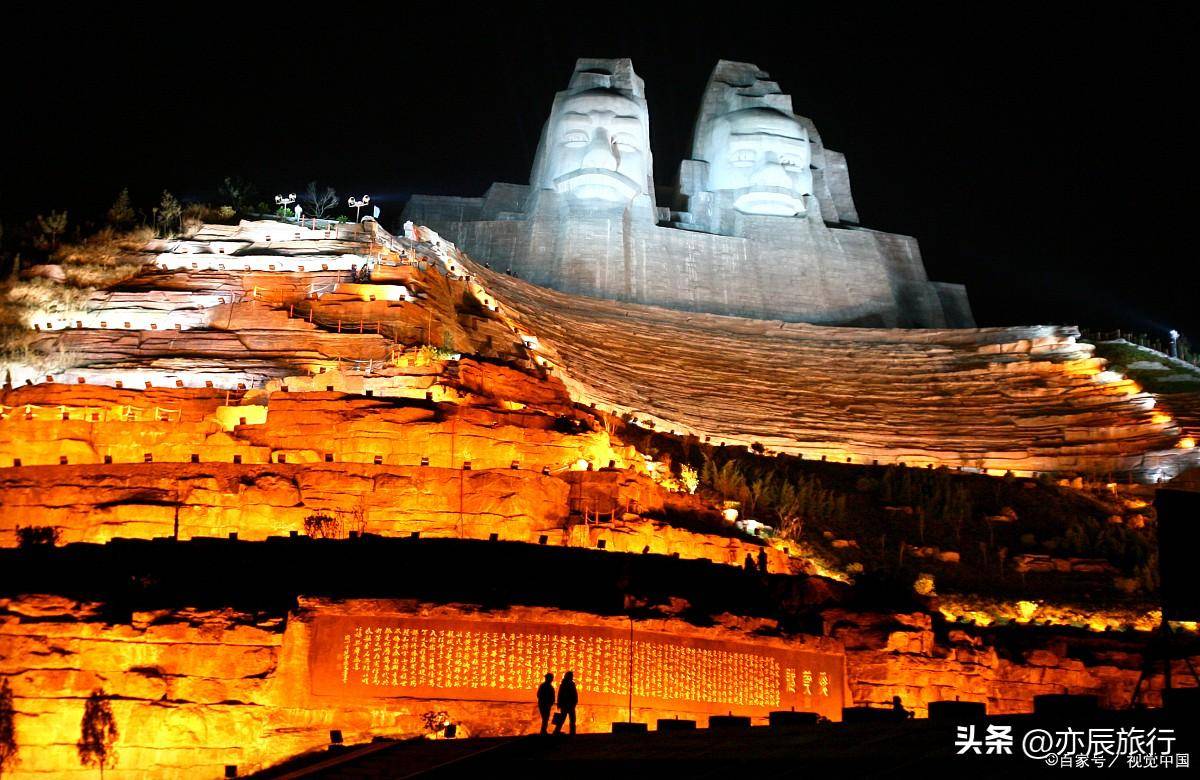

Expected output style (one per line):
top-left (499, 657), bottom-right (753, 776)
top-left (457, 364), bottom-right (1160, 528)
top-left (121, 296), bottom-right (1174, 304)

top-left (275, 193), bottom-right (296, 217)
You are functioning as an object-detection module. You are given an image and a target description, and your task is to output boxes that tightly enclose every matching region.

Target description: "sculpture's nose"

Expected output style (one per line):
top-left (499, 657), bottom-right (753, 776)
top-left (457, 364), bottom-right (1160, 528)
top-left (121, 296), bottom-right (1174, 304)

top-left (581, 129), bottom-right (618, 170)
top-left (751, 154), bottom-right (793, 189)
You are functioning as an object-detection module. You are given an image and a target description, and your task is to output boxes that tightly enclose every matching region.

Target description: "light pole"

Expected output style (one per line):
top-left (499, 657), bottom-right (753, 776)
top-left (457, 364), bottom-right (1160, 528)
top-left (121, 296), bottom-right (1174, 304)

top-left (349, 195), bottom-right (371, 222)
top-left (1169, 329), bottom-right (1180, 358)
top-left (274, 193), bottom-right (296, 220)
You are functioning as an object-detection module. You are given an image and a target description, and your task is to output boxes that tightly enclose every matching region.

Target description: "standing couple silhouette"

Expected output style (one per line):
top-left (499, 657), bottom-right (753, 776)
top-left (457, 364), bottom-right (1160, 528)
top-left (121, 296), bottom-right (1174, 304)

top-left (536, 671), bottom-right (578, 734)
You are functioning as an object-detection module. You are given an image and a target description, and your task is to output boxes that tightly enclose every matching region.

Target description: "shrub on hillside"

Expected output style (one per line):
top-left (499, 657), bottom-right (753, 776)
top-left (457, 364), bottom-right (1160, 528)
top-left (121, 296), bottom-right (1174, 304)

top-left (55, 226), bottom-right (153, 268)
top-left (6, 278), bottom-right (93, 315)
top-left (304, 514), bottom-right (343, 539)
top-left (17, 525), bottom-right (60, 548)
top-left (182, 203), bottom-right (235, 234)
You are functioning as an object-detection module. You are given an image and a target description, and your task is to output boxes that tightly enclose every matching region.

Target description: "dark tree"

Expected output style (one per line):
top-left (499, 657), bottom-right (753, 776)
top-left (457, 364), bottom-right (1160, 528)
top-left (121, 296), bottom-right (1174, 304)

top-left (156, 191), bottom-right (182, 237)
top-left (218, 175), bottom-right (258, 214)
top-left (303, 514), bottom-right (342, 539)
top-left (35, 210), bottom-right (67, 251)
top-left (77, 689), bottom-right (118, 777)
top-left (0, 678), bottom-right (16, 776)
top-left (16, 526), bottom-right (59, 549)
top-left (106, 188), bottom-right (135, 228)
top-left (301, 181), bottom-right (338, 218)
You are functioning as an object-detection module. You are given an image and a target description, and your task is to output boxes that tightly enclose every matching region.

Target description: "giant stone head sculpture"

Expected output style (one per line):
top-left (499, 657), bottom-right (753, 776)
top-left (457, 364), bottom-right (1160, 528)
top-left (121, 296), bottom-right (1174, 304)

top-left (701, 107), bottom-right (812, 216)
top-left (530, 59), bottom-right (654, 205)
top-left (681, 61), bottom-right (818, 225)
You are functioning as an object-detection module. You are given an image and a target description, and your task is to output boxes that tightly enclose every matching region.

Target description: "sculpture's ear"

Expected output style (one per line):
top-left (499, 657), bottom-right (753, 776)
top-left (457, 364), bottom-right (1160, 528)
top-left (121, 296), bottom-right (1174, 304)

top-left (529, 111), bottom-right (557, 190)
top-left (678, 160), bottom-right (710, 198)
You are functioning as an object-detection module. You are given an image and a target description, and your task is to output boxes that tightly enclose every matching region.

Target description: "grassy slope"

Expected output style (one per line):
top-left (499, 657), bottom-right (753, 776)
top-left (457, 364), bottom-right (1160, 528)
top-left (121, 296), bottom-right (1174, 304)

top-left (1094, 340), bottom-right (1200, 393)
top-left (619, 425), bottom-right (1157, 608)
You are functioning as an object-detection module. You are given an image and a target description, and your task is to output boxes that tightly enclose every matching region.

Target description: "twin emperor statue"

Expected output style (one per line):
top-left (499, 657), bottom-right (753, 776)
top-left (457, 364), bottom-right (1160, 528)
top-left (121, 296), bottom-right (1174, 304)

top-left (403, 59), bottom-right (973, 329)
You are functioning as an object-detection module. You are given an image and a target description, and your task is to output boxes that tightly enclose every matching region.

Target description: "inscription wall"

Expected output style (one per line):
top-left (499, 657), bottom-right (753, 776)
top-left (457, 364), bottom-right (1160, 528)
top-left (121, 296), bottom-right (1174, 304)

top-left (309, 615), bottom-right (843, 719)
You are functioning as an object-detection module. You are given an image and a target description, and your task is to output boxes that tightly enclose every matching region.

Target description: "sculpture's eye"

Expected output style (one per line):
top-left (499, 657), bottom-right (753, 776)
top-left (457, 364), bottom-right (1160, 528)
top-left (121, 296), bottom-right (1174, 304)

top-left (614, 141), bottom-right (639, 153)
top-left (731, 149), bottom-right (756, 166)
top-left (563, 131), bottom-right (589, 147)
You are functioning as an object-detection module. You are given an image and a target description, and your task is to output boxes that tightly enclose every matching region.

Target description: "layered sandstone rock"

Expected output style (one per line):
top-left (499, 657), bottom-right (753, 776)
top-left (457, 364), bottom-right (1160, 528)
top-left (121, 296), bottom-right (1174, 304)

top-left (825, 609), bottom-right (1197, 716)
top-left (461, 255), bottom-right (1199, 480)
top-left (0, 460), bottom-right (792, 570)
top-left (0, 597), bottom-right (845, 778)
top-left (1, 596), bottom-right (1187, 778)
top-left (9, 218), bottom-right (1197, 479)
top-left (0, 463), bottom-right (570, 545)
top-left (0, 378), bottom-right (630, 471)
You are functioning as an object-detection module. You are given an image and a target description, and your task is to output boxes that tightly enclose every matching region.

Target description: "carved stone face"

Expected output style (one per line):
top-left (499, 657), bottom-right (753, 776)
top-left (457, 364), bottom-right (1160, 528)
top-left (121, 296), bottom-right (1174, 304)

top-left (703, 107), bottom-right (812, 216)
top-left (540, 90), bottom-right (650, 203)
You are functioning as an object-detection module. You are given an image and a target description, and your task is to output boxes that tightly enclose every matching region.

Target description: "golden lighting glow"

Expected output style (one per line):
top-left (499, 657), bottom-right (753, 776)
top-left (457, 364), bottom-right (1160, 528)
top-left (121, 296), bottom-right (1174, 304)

top-left (338, 283), bottom-right (412, 302)
top-left (937, 597), bottom-right (1180, 634)
top-left (311, 616), bottom-right (843, 717)
top-left (1178, 437), bottom-right (1196, 449)
top-left (214, 405), bottom-right (268, 430)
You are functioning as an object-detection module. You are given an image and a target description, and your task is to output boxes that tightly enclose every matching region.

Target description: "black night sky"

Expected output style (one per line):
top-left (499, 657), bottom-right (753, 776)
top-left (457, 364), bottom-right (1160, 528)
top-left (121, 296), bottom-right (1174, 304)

top-left (3, 6), bottom-right (1196, 339)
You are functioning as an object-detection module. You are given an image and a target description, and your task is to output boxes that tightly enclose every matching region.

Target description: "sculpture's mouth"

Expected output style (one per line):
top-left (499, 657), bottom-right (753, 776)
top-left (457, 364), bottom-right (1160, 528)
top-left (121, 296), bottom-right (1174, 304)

top-left (732, 188), bottom-right (807, 217)
top-left (553, 169), bottom-right (640, 202)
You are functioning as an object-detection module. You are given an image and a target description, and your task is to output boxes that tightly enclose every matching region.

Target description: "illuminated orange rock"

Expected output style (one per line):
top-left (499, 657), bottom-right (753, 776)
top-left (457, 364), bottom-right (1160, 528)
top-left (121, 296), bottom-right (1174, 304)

top-left (0, 463), bottom-right (573, 545)
top-left (825, 609), bottom-right (1197, 716)
top-left (3, 595), bottom-right (1195, 778)
top-left (6, 218), bottom-right (1197, 779)
top-left (0, 596), bottom-right (846, 777)
top-left (453, 358), bottom-right (574, 412)
top-left (560, 469), bottom-right (667, 516)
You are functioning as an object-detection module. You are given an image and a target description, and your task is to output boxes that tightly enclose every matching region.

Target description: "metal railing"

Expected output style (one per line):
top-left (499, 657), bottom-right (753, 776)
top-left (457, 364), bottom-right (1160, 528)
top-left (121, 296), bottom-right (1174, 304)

top-left (1080, 328), bottom-right (1200, 370)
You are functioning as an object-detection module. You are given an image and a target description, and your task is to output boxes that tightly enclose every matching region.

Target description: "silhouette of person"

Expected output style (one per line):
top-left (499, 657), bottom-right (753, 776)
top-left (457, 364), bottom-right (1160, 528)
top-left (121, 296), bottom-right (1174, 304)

top-left (744, 553), bottom-right (757, 573)
top-left (891, 695), bottom-right (913, 719)
top-left (537, 673), bottom-right (556, 734)
top-left (554, 671), bottom-right (578, 734)
top-left (758, 549), bottom-right (768, 574)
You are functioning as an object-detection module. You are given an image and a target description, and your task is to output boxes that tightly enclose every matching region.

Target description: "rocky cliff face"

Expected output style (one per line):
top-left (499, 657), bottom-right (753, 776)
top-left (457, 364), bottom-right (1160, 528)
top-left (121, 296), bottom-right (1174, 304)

top-left (0, 461), bottom-right (790, 571)
top-left (469, 261), bottom-right (1198, 480)
top-left (2, 219), bottom-right (1196, 778)
top-left (1, 310), bottom-right (794, 569)
top-left (0, 597), bottom-right (843, 778)
top-left (8, 218), bottom-right (1197, 482)
top-left (827, 609), bottom-right (1194, 716)
top-left (0, 463), bottom-right (569, 545)
top-left (1, 596), bottom-right (1189, 778)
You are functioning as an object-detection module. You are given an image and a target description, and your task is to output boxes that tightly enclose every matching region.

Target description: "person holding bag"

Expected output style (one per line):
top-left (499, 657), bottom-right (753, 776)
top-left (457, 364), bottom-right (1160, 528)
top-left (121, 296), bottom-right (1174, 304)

top-left (552, 671), bottom-right (578, 735)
